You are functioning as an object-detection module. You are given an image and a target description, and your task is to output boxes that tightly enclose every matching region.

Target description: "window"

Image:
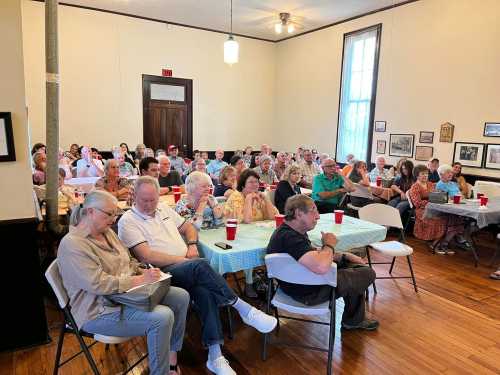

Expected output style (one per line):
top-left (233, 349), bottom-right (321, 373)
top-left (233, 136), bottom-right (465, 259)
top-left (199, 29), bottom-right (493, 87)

top-left (336, 25), bottom-right (381, 164)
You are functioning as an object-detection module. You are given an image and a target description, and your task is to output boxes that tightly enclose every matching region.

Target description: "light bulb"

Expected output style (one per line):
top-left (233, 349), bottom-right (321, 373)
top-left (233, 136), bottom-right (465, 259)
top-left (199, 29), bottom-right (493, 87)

top-left (224, 35), bottom-right (239, 65)
top-left (275, 23), bottom-right (283, 34)
top-left (287, 24), bottom-right (295, 33)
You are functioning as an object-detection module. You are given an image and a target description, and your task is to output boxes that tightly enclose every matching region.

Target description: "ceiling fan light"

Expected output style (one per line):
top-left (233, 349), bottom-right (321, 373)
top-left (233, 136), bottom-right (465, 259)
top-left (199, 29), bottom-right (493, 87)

top-left (224, 35), bottom-right (239, 65)
top-left (287, 23), bottom-right (295, 33)
top-left (274, 23), bottom-right (283, 34)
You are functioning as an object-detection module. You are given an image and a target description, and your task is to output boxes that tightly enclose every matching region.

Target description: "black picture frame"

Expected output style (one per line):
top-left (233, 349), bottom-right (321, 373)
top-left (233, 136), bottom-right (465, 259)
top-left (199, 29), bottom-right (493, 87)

top-left (389, 133), bottom-right (414, 158)
top-left (483, 143), bottom-right (500, 170)
top-left (415, 146), bottom-right (433, 161)
top-left (419, 131), bottom-right (434, 144)
top-left (0, 112), bottom-right (16, 162)
top-left (374, 121), bottom-right (386, 132)
top-left (483, 122), bottom-right (500, 137)
top-left (452, 142), bottom-right (485, 168)
top-left (376, 140), bottom-right (386, 154)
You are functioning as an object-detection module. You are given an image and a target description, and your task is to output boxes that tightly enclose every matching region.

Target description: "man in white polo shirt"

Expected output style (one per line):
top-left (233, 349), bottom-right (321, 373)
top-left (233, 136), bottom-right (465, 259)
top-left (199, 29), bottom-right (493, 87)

top-left (118, 176), bottom-right (277, 375)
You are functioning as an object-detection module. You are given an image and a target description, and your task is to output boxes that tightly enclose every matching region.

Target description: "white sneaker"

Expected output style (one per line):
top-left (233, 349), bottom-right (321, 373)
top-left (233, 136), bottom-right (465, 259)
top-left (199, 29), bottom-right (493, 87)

top-left (241, 307), bottom-right (277, 333)
top-left (206, 356), bottom-right (236, 375)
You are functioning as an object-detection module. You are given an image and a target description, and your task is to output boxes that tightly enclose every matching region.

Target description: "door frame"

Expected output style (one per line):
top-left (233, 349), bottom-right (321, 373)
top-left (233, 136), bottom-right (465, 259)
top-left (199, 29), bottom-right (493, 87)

top-left (142, 74), bottom-right (193, 157)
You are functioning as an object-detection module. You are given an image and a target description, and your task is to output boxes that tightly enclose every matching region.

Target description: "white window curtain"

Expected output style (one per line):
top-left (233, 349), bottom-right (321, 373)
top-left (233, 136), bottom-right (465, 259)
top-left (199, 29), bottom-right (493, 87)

top-left (337, 28), bottom-right (378, 163)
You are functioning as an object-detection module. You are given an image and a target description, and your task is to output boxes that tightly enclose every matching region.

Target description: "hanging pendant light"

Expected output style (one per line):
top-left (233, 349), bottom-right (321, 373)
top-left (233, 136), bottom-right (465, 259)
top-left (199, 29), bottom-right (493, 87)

top-left (224, 0), bottom-right (239, 65)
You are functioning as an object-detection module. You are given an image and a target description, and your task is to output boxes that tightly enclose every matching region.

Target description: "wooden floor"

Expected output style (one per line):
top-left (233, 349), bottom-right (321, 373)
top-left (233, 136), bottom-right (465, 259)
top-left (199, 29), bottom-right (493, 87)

top-left (1, 233), bottom-right (499, 375)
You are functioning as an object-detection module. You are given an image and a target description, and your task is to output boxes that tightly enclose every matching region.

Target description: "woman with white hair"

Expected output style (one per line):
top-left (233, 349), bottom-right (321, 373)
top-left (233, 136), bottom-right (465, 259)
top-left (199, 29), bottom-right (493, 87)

top-left (436, 164), bottom-right (462, 197)
top-left (95, 159), bottom-right (131, 201)
top-left (175, 171), bottom-right (224, 229)
top-left (58, 190), bottom-right (189, 375)
top-left (253, 154), bottom-right (278, 185)
top-left (112, 146), bottom-right (136, 177)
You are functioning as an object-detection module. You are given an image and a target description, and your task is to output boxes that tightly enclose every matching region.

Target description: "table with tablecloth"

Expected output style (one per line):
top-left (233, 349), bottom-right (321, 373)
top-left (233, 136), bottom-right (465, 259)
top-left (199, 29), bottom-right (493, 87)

top-left (65, 175), bottom-right (139, 193)
top-left (197, 214), bottom-right (387, 275)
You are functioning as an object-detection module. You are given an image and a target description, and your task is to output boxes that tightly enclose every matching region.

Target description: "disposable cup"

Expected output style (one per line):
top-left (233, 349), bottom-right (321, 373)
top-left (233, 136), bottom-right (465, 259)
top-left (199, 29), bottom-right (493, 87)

top-left (453, 195), bottom-right (461, 204)
top-left (173, 192), bottom-right (181, 203)
top-left (226, 220), bottom-right (238, 240)
top-left (480, 196), bottom-right (488, 206)
top-left (275, 214), bottom-right (285, 227)
top-left (334, 210), bottom-right (344, 224)
top-left (172, 186), bottom-right (180, 193)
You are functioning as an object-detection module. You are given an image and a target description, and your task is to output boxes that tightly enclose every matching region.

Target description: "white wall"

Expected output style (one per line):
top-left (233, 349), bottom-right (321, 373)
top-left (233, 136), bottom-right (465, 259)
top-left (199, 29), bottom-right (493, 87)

top-left (275, 0), bottom-right (500, 177)
top-left (0, 0), bottom-right (36, 221)
top-left (22, 1), bottom-right (276, 152)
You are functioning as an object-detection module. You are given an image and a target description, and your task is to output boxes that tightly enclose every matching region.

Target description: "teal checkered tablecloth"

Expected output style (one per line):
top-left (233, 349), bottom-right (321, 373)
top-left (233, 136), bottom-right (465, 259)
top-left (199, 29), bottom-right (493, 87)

top-left (198, 214), bottom-right (387, 274)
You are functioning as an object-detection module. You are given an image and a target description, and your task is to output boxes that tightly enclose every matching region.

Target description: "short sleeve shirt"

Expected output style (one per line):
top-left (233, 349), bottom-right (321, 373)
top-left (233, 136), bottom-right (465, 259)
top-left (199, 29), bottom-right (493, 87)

top-left (266, 224), bottom-right (321, 299)
top-left (436, 180), bottom-right (461, 197)
top-left (158, 171), bottom-right (183, 188)
top-left (311, 173), bottom-right (345, 204)
top-left (206, 160), bottom-right (228, 178)
top-left (118, 202), bottom-right (188, 257)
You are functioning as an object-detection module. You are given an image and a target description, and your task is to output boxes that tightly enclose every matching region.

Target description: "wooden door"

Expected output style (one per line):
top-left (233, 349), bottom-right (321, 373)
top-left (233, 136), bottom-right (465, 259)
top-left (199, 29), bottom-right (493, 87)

top-left (142, 75), bottom-right (193, 157)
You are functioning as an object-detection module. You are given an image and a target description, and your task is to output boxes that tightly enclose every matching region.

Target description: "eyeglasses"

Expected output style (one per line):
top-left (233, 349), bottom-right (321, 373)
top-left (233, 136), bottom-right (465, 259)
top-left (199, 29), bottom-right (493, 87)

top-left (95, 207), bottom-right (122, 218)
top-left (323, 164), bottom-right (336, 168)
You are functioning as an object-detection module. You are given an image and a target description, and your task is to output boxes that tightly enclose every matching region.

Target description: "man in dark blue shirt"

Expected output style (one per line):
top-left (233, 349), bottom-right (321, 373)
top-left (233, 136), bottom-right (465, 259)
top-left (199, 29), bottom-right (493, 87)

top-left (428, 158), bottom-right (440, 183)
top-left (267, 194), bottom-right (379, 330)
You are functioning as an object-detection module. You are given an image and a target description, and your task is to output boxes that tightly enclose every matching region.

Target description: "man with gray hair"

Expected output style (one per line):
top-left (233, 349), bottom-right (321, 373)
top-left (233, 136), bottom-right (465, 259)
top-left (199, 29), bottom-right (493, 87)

top-left (119, 176), bottom-right (277, 374)
top-left (299, 149), bottom-right (322, 189)
top-left (206, 148), bottom-right (228, 181)
top-left (267, 194), bottom-right (379, 331)
top-left (273, 152), bottom-right (288, 180)
top-left (368, 155), bottom-right (391, 182)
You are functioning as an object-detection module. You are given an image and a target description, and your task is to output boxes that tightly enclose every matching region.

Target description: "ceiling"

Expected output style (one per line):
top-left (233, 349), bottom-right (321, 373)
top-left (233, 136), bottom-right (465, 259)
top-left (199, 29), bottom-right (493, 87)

top-left (56, 0), bottom-right (413, 42)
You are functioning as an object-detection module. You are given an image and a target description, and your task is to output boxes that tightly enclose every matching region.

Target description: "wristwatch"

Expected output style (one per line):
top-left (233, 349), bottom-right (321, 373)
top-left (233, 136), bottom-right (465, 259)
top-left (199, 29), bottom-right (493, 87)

top-left (187, 240), bottom-right (198, 246)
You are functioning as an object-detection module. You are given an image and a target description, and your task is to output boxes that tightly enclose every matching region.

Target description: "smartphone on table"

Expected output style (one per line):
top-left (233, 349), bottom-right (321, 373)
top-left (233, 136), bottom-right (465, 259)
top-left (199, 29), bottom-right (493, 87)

top-left (215, 242), bottom-right (232, 250)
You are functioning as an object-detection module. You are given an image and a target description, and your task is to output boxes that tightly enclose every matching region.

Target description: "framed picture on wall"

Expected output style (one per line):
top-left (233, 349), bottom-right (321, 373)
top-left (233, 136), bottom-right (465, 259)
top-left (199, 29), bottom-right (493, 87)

top-left (484, 144), bottom-right (500, 169)
top-left (483, 122), bottom-right (500, 137)
top-left (419, 131), bottom-right (434, 144)
top-left (376, 140), bottom-right (386, 154)
top-left (415, 146), bottom-right (433, 161)
top-left (0, 112), bottom-right (16, 162)
top-left (439, 122), bottom-right (454, 143)
top-left (452, 142), bottom-right (484, 168)
top-left (374, 121), bottom-right (386, 132)
top-left (389, 134), bottom-right (414, 158)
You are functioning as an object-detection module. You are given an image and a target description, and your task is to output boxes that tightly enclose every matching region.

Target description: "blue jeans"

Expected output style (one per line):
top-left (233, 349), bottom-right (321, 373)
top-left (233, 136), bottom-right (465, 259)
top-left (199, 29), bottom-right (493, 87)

top-left (388, 196), bottom-right (410, 216)
top-left (162, 259), bottom-right (237, 347)
top-left (82, 286), bottom-right (189, 375)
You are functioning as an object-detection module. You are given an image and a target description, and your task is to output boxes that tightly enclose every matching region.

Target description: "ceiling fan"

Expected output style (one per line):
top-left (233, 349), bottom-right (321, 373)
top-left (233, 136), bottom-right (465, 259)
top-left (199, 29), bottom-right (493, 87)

top-left (274, 12), bottom-right (303, 34)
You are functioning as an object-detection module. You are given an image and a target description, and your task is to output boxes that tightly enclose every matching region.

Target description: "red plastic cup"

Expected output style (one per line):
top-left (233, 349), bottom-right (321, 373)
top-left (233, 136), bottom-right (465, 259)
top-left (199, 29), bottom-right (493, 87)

top-left (208, 186), bottom-right (213, 195)
top-left (334, 210), bottom-right (344, 224)
top-left (173, 192), bottom-right (181, 203)
top-left (477, 193), bottom-right (484, 199)
top-left (172, 185), bottom-right (180, 193)
top-left (453, 195), bottom-right (461, 204)
top-left (226, 219), bottom-right (238, 240)
top-left (275, 214), bottom-right (285, 227)
top-left (480, 196), bottom-right (488, 206)
top-left (376, 176), bottom-right (382, 187)
top-left (270, 184), bottom-right (278, 191)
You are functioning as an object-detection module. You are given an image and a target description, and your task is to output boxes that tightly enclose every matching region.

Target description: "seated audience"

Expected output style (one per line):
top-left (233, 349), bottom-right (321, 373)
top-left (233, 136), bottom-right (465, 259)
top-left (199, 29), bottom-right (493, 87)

top-left (407, 165), bottom-right (467, 254)
top-left (120, 142), bottom-right (136, 167)
top-left (32, 151), bottom-right (47, 185)
top-left (95, 159), bottom-right (131, 201)
top-left (58, 148), bottom-right (72, 180)
top-left (347, 160), bottom-right (374, 207)
top-left (140, 156), bottom-right (183, 195)
top-left (58, 190), bottom-right (189, 375)
top-left (112, 146), bottom-right (135, 177)
top-left (253, 155), bottom-right (278, 185)
top-left (388, 158), bottom-right (407, 178)
top-left (214, 165), bottom-right (237, 198)
top-left (427, 158), bottom-right (440, 183)
top-left (388, 160), bottom-right (414, 216)
top-left (175, 171), bottom-right (223, 230)
top-left (312, 158), bottom-right (355, 213)
top-left (273, 152), bottom-right (288, 180)
top-left (242, 146), bottom-right (253, 167)
top-left (118, 176), bottom-right (277, 374)
top-left (134, 143), bottom-right (146, 165)
top-left (31, 142), bottom-right (46, 155)
top-left (267, 194), bottom-right (378, 330)
top-left (145, 147), bottom-right (155, 158)
top-left (275, 165), bottom-right (302, 214)
top-left (168, 145), bottom-right (187, 175)
top-left (341, 154), bottom-right (355, 177)
top-left (158, 155), bottom-right (184, 193)
top-left (452, 162), bottom-right (470, 197)
top-left (193, 158), bottom-right (208, 174)
top-left (229, 154), bottom-right (246, 180)
top-left (207, 148), bottom-right (228, 181)
top-left (368, 156), bottom-right (391, 182)
top-left (436, 164), bottom-right (462, 198)
top-left (299, 149), bottom-right (322, 189)
top-left (65, 143), bottom-right (80, 163)
top-left (77, 146), bottom-right (104, 177)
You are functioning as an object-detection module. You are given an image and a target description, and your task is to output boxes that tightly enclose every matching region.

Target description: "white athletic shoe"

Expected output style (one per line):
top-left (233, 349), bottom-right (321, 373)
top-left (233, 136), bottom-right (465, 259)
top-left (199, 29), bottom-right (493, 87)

top-left (206, 356), bottom-right (236, 375)
top-left (241, 307), bottom-right (278, 333)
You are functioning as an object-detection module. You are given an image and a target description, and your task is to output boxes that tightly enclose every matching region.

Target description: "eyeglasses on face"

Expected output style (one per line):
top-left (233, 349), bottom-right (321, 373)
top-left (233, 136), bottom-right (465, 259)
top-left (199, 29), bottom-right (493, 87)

top-left (95, 207), bottom-right (122, 218)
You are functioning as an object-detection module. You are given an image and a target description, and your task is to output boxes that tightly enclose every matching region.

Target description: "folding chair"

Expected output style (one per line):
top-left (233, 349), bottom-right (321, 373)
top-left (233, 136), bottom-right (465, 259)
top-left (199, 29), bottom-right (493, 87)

top-left (358, 204), bottom-right (418, 293)
top-left (262, 253), bottom-right (337, 375)
top-left (45, 260), bottom-right (147, 375)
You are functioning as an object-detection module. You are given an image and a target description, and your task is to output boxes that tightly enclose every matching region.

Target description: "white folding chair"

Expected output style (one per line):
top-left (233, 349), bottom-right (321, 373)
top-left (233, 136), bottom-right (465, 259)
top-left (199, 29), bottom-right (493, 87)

top-left (45, 260), bottom-right (147, 375)
top-left (262, 253), bottom-right (337, 375)
top-left (358, 204), bottom-right (418, 293)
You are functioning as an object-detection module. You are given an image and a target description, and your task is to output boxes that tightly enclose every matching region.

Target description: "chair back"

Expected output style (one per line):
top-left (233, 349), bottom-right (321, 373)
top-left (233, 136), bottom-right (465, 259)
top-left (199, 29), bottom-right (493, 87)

top-left (473, 181), bottom-right (500, 198)
top-left (359, 203), bottom-right (403, 229)
top-left (350, 183), bottom-right (375, 200)
top-left (266, 189), bottom-right (276, 205)
top-left (45, 260), bottom-right (69, 309)
top-left (265, 253), bottom-right (337, 287)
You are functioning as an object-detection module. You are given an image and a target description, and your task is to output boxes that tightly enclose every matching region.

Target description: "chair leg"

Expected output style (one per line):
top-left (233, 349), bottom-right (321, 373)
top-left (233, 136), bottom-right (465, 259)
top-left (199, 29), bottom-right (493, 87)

top-left (53, 323), bottom-right (66, 375)
top-left (231, 272), bottom-right (244, 295)
top-left (388, 257), bottom-right (396, 274)
top-left (261, 278), bottom-right (274, 361)
top-left (226, 306), bottom-right (234, 340)
top-left (490, 243), bottom-right (500, 266)
top-left (327, 289), bottom-right (336, 375)
top-left (273, 306), bottom-right (280, 334)
top-left (366, 247), bottom-right (377, 294)
top-left (406, 256), bottom-right (418, 293)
